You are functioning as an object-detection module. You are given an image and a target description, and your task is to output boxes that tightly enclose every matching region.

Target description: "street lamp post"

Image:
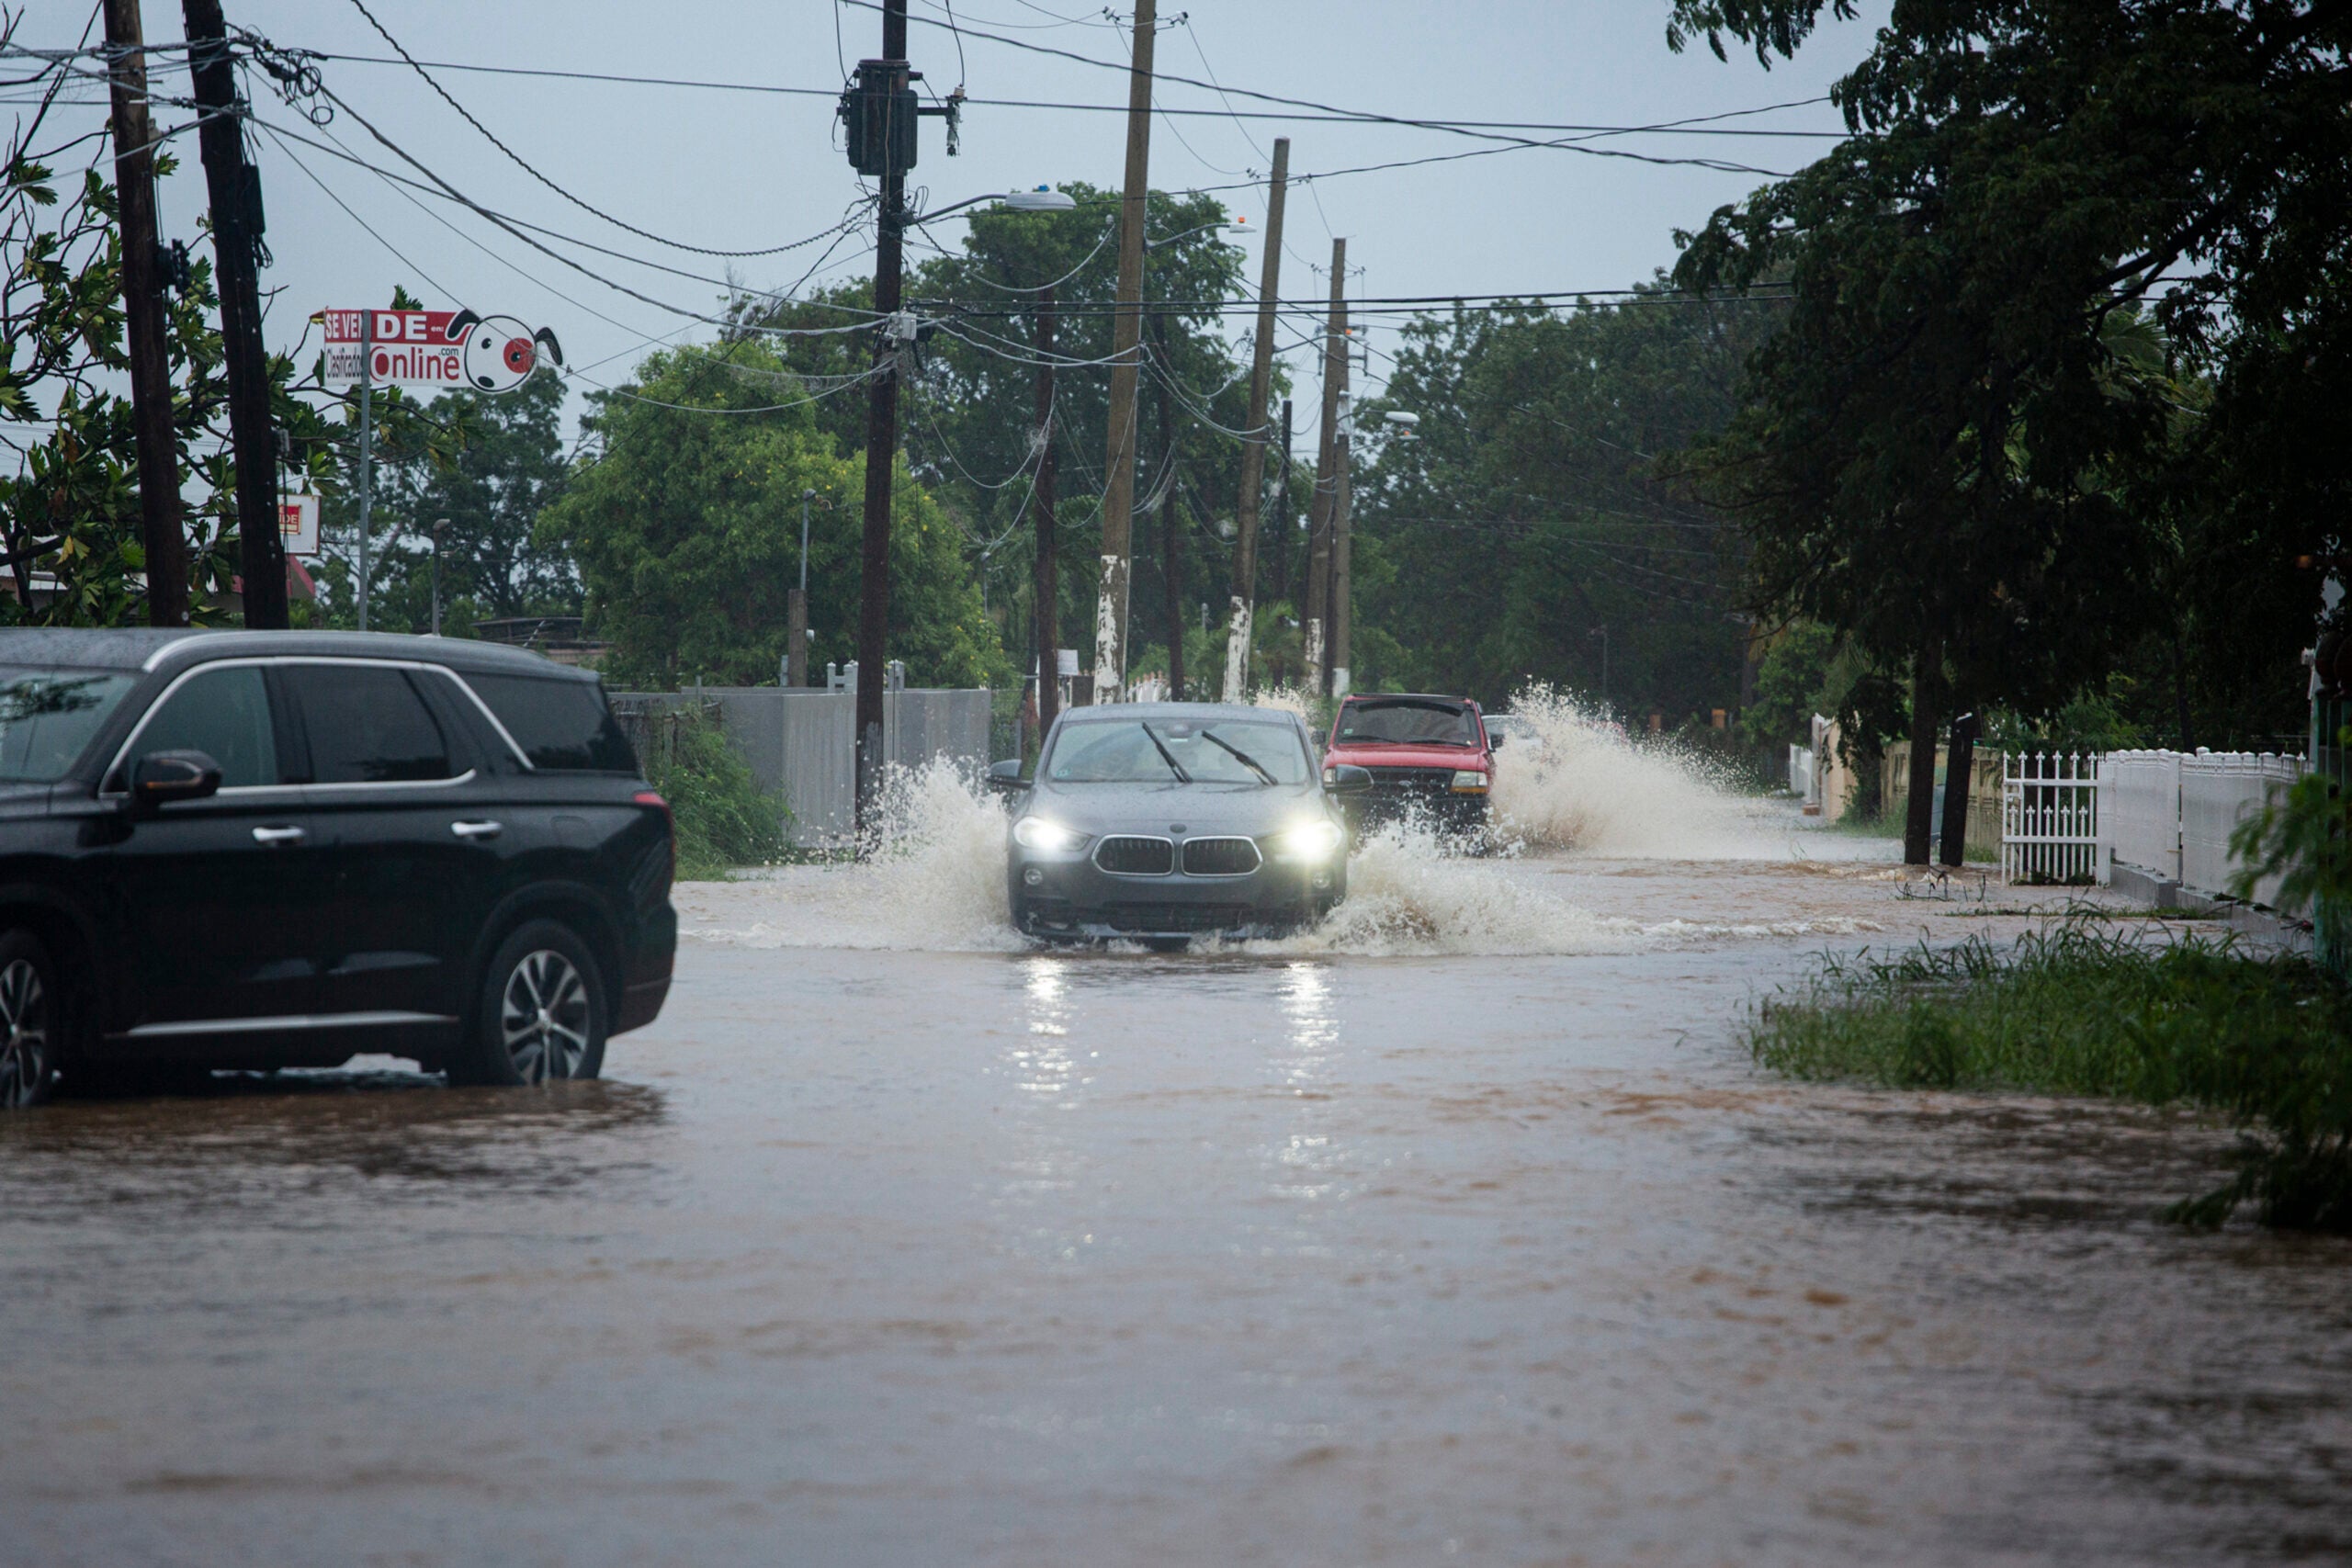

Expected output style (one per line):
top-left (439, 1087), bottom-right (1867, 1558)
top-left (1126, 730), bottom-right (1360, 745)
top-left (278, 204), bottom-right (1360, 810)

top-left (429, 518), bottom-right (450, 637)
top-left (789, 488), bottom-right (816, 688)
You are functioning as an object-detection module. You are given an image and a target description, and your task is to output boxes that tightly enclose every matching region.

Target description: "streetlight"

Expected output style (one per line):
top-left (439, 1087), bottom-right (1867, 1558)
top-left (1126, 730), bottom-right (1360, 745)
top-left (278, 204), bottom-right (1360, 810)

top-left (789, 488), bottom-right (818, 688)
top-left (1382, 411), bottom-right (1420, 442)
top-left (911, 186), bottom-right (1078, 223)
top-left (429, 518), bottom-right (450, 637)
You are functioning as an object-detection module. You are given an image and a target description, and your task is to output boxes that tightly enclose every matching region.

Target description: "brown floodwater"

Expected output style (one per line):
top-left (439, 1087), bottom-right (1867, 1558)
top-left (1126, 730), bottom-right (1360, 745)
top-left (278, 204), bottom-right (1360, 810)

top-left (4, 856), bottom-right (2348, 1566)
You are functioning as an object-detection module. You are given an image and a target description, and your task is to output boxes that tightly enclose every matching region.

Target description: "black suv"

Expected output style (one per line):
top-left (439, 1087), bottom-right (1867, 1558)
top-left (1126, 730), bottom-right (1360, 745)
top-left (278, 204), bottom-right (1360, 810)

top-left (0, 629), bottom-right (676, 1108)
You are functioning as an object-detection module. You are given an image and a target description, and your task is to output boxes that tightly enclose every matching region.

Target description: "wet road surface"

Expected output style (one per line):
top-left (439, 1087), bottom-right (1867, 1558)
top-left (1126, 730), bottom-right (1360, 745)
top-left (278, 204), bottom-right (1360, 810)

top-left (5, 860), bottom-right (2350, 1566)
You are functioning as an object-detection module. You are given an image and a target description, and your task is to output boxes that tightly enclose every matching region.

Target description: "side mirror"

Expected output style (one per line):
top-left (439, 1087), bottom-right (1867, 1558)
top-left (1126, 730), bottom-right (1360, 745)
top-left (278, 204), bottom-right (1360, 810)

top-left (1487, 730), bottom-right (1506, 749)
top-left (1326, 763), bottom-right (1374, 795)
top-left (130, 750), bottom-right (222, 811)
top-left (985, 758), bottom-right (1027, 794)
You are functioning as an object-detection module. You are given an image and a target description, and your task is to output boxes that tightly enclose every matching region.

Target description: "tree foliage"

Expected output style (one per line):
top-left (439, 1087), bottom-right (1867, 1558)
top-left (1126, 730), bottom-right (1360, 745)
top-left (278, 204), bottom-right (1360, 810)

top-left (538, 339), bottom-right (1004, 690)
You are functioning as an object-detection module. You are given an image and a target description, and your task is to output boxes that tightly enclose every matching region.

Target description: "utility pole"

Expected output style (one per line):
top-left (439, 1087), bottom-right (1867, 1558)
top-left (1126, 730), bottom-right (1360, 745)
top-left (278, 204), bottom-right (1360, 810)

top-left (1269, 397), bottom-right (1294, 607)
top-left (103, 0), bottom-right (189, 628)
top-left (1091, 0), bottom-right (1157, 705)
top-left (1030, 284), bottom-right (1061, 736)
top-left (1302, 238), bottom-right (1345, 692)
top-left (1150, 311), bottom-right (1183, 702)
top-left (355, 310), bottom-right (373, 631)
top-left (788, 487), bottom-right (814, 687)
top-left (1220, 136), bottom-right (1287, 702)
top-left (183, 0), bottom-right (288, 630)
top-left (429, 518), bottom-right (448, 635)
top-left (1330, 383), bottom-right (1352, 698)
top-left (847, 0), bottom-right (916, 834)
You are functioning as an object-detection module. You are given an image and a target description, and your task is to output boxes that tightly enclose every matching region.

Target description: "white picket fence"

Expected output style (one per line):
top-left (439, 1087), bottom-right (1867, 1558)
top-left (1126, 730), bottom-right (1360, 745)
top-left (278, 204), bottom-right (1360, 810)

top-left (2002, 751), bottom-right (2106, 885)
top-left (2007, 747), bottom-right (2306, 906)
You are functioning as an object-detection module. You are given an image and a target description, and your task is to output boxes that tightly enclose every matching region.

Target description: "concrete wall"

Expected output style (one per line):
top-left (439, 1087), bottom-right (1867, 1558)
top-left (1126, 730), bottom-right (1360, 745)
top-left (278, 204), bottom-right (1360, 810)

top-left (1883, 742), bottom-right (2004, 851)
top-left (614, 687), bottom-right (989, 849)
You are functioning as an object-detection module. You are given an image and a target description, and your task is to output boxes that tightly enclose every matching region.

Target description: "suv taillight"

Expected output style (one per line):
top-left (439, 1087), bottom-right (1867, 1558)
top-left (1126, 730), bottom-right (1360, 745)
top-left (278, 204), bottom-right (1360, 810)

top-left (636, 790), bottom-right (674, 882)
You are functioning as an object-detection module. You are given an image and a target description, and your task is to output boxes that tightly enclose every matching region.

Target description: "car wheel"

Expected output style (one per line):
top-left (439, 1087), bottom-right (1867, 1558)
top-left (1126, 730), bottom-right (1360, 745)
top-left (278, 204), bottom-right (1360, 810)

top-left (451, 920), bottom-right (607, 1087)
top-left (0, 931), bottom-right (57, 1110)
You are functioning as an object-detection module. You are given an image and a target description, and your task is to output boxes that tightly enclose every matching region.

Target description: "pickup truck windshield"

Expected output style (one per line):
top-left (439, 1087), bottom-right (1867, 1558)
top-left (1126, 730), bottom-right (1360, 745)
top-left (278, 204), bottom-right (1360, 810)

top-left (1046, 718), bottom-right (1309, 784)
top-left (1336, 700), bottom-right (1480, 747)
top-left (0, 669), bottom-right (135, 783)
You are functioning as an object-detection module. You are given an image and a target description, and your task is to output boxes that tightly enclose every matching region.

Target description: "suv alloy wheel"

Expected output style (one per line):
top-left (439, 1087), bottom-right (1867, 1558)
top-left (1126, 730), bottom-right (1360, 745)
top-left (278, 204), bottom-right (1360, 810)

top-left (451, 919), bottom-right (608, 1086)
top-left (0, 931), bottom-right (57, 1109)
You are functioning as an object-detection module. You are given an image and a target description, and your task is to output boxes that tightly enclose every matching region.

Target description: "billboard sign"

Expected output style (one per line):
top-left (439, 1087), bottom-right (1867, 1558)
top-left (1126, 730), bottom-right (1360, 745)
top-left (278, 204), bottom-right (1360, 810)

top-left (279, 492), bottom-right (320, 558)
top-left (321, 308), bottom-right (563, 393)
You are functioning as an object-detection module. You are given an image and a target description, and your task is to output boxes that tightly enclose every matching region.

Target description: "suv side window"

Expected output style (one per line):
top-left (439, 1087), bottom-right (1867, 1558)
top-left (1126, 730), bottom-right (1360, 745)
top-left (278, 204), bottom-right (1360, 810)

top-left (464, 672), bottom-right (637, 772)
top-left (122, 665), bottom-right (281, 788)
top-left (280, 664), bottom-right (455, 784)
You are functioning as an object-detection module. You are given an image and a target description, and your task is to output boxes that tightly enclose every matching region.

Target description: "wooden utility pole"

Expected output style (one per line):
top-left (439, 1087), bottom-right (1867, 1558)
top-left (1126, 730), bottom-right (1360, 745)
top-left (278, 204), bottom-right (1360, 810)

top-left (1029, 285), bottom-right (1060, 738)
top-left (103, 0), bottom-right (188, 627)
top-left (184, 0), bottom-right (288, 629)
top-left (1220, 137), bottom-right (1288, 702)
top-left (851, 0), bottom-right (914, 833)
top-left (1150, 312), bottom-right (1184, 702)
top-left (1091, 0), bottom-right (1157, 705)
top-left (1302, 238), bottom-right (1346, 691)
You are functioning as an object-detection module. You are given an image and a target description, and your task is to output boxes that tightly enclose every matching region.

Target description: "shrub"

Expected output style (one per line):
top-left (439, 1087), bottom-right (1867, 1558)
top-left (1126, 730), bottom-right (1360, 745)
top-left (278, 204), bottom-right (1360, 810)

top-left (634, 706), bottom-right (791, 879)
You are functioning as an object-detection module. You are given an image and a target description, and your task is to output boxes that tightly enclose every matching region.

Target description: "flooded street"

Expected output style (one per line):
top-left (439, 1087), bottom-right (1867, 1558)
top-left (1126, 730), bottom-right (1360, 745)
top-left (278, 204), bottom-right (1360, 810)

top-left (6, 819), bottom-right (2351, 1563)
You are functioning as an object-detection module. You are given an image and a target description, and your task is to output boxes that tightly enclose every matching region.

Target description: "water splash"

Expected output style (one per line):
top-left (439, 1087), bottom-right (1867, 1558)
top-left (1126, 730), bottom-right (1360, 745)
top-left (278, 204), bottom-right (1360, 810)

top-left (1488, 683), bottom-right (1785, 859)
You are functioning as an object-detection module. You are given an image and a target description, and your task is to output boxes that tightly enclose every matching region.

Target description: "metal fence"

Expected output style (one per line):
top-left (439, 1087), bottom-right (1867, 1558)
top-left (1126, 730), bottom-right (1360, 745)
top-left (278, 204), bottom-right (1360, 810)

top-left (610, 686), bottom-right (990, 849)
top-left (2001, 751), bottom-right (2105, 885)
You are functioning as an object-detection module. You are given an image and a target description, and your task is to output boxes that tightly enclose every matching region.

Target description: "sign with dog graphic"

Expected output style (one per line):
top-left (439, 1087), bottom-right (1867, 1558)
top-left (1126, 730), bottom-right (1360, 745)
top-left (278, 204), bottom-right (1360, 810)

top-left (319, 308), bottom-right (563, 392)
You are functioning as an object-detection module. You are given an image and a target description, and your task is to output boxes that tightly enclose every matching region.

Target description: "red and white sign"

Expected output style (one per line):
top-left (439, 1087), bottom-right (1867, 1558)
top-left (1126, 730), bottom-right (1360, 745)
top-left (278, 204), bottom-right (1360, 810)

top-left (321, 308), bottom-right (563, 393)
top-left (279, 492), bottom-right (320, 558)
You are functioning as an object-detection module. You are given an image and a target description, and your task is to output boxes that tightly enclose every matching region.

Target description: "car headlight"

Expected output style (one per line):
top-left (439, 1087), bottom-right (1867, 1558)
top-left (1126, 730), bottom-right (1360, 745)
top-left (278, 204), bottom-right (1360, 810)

top-left (1271, 818), bottom-right (1346, 863)
top-left (1013, 817), bottom-right (1090, 852)
top-left (1450, 769), bottom-right (1489, 793)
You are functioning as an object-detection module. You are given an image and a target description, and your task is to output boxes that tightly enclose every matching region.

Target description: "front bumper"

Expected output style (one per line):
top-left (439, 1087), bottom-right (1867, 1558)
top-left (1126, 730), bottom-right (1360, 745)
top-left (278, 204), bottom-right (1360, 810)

top-left (1009, 846), bottom-right (1343, 941)
top-left (1344, 785), bottom-right (1489, 834)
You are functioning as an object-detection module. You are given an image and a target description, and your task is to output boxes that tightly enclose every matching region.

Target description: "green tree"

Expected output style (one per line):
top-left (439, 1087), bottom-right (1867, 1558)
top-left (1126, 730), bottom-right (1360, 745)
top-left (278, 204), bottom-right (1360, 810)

top-left (1667, 0), bottom-right (2351, 857)
top-left (538, 340), bottom-right (1004, 690)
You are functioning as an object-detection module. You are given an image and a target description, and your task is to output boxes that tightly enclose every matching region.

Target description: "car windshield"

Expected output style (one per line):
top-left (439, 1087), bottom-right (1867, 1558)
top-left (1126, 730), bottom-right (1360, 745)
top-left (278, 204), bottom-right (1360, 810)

top-left (1336, 699), bottom-right (1480, 747)
top-left (1045, 717), bottom-right (1309, 785)
top-left (0, 667), bottom-right (136, 783)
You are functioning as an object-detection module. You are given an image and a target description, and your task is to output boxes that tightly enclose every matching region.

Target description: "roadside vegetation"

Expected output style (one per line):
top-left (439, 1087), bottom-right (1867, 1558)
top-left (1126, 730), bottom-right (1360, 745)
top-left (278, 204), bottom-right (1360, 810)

top-left (1749, 925), bottom-right (2352, 1231)
top-left (633, 707), bottom-right (790, 881)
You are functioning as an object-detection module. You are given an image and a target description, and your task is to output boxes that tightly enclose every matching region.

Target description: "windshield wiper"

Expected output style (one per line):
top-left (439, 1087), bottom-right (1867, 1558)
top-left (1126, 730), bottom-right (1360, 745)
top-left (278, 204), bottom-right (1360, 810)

top-left (1136, 721), bottom-right (1191, 783)
top-left (1199, 728), bottom-right (1276, 785)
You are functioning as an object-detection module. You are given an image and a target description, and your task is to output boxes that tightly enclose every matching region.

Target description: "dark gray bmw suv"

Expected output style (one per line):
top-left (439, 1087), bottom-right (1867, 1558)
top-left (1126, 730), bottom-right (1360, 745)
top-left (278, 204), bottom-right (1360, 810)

top-left (0, 629), bottom-right (677, 1108)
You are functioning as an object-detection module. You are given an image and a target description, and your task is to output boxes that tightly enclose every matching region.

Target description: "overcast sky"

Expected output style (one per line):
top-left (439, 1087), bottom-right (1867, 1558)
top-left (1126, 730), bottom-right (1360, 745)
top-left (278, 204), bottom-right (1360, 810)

top-left (29, 0), bottom-right (1879, 446)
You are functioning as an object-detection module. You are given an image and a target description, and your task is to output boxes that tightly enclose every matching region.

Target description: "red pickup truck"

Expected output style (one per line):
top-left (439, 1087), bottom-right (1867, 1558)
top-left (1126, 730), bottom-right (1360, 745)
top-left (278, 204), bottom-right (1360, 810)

top-left (1322, 692), bottom-right (1498, 836)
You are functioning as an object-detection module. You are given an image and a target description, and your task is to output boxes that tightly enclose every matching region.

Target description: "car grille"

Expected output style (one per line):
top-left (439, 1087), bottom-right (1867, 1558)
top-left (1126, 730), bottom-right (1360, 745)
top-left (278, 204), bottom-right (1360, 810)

top-left (1099, 902), bottom-right (1254, 934)
top-left (1363, 765), bottom-right (1458, 795)
top-left (1093, 835), bottom-right (1174, 875)
top-left (1181, 836), bottom-right (1261, 876)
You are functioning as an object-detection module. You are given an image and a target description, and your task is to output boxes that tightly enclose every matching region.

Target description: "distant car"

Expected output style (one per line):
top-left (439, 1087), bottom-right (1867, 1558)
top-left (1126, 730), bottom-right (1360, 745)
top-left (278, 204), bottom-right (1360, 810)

top-left (1322, 692), bottom-right (1497, 836)
top-left (990, 703), bottom-right (1371, 943)
top-left (0, 629), bottom-right (677, 1108)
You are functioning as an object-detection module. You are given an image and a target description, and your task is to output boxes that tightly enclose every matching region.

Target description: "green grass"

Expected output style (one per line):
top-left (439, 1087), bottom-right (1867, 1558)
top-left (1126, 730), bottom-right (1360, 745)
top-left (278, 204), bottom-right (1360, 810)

top-left (1749, 923), bottom-right (2352, 1230)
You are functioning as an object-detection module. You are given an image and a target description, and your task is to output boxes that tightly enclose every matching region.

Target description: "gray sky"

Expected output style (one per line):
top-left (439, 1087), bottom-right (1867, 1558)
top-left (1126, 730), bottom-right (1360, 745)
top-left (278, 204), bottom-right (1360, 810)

top-left (29, 0), bottom-right (1877, 446)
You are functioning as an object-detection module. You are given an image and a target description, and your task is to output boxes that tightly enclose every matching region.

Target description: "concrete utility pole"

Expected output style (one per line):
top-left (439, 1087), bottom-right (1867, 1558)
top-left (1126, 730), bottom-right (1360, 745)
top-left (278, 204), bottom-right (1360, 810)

top-left (1220, 136), bottom-right (1287, 702)
top-left (183, 0), bottom-right (288, 630)
top-left (1330, 378), bottom-right (1352, 698)
top-left (850, 0), bottom-right (915, 834)
top-left (1091, 0), bottom-right (1157, 705)
top-left (1269, 397), bottom-right (1293, 606)
top-left (1150, 312), bottom-right (1185, 702)
top-left (1029, 285), bottom-right (1060, 737)
top-left (1302, 238), bottom-right (1346, 692)
top-left (103, 0), bottom-right (189, 627)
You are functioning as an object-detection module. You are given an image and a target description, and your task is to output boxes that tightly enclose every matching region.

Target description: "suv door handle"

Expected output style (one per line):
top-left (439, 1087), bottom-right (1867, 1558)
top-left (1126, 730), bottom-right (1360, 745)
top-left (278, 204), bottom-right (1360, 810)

top-left (450, 820), bottom-right (503, 840)
top-left (252, 825), bottom-right (306, 846)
